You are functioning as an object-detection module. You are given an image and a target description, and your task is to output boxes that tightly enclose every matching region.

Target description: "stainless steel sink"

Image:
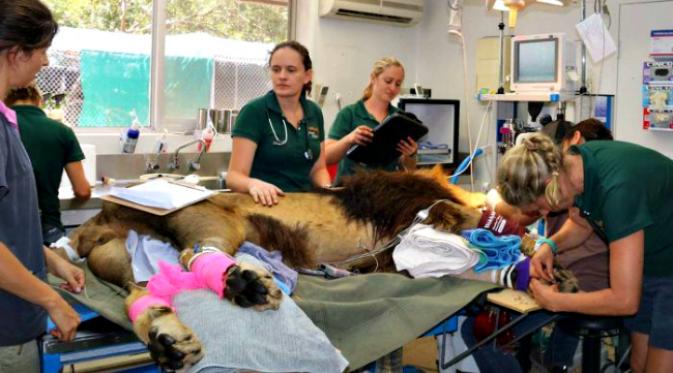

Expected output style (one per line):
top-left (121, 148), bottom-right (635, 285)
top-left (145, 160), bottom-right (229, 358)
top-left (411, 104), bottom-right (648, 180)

top-left (194, 176), bottom-right (228, 191)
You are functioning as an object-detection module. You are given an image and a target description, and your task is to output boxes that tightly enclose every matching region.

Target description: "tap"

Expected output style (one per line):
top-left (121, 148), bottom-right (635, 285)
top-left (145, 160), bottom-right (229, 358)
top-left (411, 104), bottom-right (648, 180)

top-left (168, 139), bottom-right (206, 172)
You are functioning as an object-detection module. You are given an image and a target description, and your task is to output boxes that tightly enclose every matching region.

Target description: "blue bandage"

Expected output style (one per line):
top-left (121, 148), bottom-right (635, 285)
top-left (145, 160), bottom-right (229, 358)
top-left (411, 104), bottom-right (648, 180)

top-left (462, 229), bottom-right (523, 273)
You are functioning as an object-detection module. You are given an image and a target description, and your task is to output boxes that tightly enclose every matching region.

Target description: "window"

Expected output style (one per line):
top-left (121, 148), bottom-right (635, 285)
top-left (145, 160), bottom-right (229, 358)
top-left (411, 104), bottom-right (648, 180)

top-left (38, 0), bottom-right (290, 129)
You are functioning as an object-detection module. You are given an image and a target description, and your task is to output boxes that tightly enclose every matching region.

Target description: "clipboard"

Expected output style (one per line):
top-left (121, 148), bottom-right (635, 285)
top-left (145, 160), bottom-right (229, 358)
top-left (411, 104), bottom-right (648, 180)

top-left (486, 288), bottom-right (541, 313)
top-left (101, 179), bottom-right (214, 216)
top-left (346, 111), bottom-right (429, 166)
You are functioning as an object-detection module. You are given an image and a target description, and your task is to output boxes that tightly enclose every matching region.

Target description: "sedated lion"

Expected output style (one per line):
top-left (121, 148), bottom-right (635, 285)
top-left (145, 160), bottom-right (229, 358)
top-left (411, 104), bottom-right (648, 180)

top-left (62, 166), bottom-right (574, 371)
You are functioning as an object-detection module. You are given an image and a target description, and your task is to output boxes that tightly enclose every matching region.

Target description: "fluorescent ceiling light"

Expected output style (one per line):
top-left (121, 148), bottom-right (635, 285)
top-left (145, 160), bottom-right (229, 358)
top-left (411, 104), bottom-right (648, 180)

top-left (537, 0), bottom-right (565, 6)
top-left (492, 0), bottom-right (510, 11)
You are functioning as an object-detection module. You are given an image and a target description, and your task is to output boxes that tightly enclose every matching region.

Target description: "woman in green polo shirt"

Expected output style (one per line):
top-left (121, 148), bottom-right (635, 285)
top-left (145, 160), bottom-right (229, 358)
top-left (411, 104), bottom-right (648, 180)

top-left (497, 133), bottom-right (673, 372)
top-left (325, 57), bottom-right (418, 185)
top-left (5, 84), bottom-right (91, 245)
top-left (228, 41), bottom-right (331, 206)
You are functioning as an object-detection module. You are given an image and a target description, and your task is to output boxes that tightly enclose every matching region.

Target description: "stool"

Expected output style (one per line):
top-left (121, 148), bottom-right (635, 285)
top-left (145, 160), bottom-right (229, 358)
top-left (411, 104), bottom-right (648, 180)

top-left (557, 315), bottom-right (623, 372)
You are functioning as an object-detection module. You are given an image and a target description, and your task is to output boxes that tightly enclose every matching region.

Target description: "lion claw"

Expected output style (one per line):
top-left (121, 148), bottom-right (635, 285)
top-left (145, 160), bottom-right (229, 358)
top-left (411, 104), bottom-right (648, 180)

top-left (146, 315), bottom-right (203, 372)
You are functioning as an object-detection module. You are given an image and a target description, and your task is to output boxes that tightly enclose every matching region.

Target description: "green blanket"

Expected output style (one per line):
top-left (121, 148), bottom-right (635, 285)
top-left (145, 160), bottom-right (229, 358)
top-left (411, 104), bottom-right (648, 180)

top-left (50, 266), bottom-right (496, 369)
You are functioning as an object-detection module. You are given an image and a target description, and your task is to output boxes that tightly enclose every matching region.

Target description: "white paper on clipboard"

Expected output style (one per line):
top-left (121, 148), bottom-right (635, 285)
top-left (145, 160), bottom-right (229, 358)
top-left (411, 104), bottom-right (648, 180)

top-left (110, 179), bottom-right (213, 210)
top-left (575, 13), bottom-right (617, 63)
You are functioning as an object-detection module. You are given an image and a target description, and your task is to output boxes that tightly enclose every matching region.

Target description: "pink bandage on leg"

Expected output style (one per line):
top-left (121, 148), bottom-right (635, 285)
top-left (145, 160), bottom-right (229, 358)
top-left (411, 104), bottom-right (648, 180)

top-left (128, 295), bottom-right (173, 323)
top-left (190, 252), bottom-right (236, 298)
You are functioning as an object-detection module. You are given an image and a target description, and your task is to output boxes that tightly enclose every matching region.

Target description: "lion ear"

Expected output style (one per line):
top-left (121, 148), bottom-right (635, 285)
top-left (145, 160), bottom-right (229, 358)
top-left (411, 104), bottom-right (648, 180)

top-left (429, 164), bottom-right (447, 184)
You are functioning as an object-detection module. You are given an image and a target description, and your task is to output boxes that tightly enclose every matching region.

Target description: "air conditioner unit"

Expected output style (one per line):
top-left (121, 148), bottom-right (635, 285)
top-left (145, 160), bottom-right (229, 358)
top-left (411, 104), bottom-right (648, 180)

top-left (319, 0), bottom-right (423, 26)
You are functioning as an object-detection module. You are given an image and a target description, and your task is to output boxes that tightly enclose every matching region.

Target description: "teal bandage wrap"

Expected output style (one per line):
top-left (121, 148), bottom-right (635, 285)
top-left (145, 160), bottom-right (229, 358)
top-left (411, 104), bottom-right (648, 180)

top-left (536, 237), bottom-right (559, 254)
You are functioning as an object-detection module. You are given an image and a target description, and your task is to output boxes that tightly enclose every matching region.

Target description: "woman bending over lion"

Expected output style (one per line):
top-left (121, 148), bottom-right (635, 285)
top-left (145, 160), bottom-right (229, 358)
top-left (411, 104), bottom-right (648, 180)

top-left (497, 131), bottom-right (673, 372)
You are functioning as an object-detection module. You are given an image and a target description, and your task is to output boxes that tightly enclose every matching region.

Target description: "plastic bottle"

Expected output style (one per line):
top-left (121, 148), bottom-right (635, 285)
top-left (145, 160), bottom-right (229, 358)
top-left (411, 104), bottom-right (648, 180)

top-left (121, 111), bottom-right (141, 153)
top-left (198, 119), bottom-right (216, 152)
top-left (154, 130), bottom-right (168, 154)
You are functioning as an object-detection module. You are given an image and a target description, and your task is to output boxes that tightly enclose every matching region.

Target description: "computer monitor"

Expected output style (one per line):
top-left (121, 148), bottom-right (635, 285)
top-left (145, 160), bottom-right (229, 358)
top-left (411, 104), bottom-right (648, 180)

top-left (397, 98), bottom-right (459, 166)
top-left (510, 33), bottom-right (577, 93)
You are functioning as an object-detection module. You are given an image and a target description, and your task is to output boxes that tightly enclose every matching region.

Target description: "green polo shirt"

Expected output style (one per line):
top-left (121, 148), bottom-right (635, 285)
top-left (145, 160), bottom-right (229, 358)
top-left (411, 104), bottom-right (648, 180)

top-left (573, 141), bottom-right (673, 277)
top-left (328, 100), bottom-right (400, 184)
top-left (14, 105), bottom-right (85, 231)
top-left (232, 91), bottom-right (324, 192)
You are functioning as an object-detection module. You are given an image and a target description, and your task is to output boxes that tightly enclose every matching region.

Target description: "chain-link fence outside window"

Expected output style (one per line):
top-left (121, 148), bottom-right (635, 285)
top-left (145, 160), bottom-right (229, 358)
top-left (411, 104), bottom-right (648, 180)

top-left (37, 0), bottom-right (287, 128)
top-left (37, 47), bottom-right (273, 128)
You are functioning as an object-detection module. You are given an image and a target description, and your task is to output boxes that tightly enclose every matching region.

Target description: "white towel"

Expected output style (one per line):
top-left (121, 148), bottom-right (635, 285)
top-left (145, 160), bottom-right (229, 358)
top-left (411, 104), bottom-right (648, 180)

top-left (393, 224), bottom-right (479, 278)
top-left (125, 230), bottom-right (180, 282)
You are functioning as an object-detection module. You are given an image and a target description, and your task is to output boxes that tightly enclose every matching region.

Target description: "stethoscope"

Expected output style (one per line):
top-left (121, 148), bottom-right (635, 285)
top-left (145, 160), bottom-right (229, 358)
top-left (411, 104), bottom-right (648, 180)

top-left (267, 111), bottom-right (313, 160)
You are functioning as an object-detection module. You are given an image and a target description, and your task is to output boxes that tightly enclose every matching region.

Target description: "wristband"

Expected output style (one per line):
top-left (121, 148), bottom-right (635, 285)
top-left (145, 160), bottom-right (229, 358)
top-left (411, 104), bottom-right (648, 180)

top-left (535, 237), bottom-right (559, 254)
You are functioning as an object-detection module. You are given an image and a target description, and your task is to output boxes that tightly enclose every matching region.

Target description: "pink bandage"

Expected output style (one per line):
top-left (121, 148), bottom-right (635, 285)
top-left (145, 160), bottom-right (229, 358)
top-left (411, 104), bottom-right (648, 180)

top-left (128, 294), bottom-right (174, 323)
top-left (190, 252), bottom-right (236, 298)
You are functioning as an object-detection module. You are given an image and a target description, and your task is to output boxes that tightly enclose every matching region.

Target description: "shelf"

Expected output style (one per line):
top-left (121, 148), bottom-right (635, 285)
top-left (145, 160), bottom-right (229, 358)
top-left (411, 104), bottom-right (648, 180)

top-left (647, 127), bottom-right (673, 131)
top-left (479, 92), bottom-right (573, 102)
top-left (418, 149), bottom-right (451, 155)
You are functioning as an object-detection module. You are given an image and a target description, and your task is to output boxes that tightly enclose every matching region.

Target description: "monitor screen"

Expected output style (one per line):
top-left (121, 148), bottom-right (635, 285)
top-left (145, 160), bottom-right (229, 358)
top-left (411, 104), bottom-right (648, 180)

top-left (397, 99), bottom-right (459, 166)
top-left (514, 38), bottom-right (558, 83)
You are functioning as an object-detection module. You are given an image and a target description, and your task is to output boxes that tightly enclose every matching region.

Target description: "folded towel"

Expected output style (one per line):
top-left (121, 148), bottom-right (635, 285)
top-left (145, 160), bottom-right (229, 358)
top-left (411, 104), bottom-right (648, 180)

top-left (393, 224), bottom-right (480, 278)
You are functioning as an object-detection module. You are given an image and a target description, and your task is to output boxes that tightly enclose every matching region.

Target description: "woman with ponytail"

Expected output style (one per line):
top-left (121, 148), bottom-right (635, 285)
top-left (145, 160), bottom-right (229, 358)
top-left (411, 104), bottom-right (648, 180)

top-left (497, 132), bottom-right (673, 372)
top-left (325, 57), bottom-right (417, 185)
top-left (228, 41), bottom-right (330, 206)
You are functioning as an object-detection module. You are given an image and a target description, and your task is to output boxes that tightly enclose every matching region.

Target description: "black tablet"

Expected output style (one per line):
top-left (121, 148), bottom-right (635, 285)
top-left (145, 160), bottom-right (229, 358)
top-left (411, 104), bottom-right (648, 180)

top-left (346, 111), bottom-right (428, 166)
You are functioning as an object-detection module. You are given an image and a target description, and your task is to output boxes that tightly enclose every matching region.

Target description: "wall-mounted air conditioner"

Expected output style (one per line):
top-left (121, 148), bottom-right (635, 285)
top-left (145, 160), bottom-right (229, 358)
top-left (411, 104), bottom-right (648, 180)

top-left (319, 0), bottom-right (423, 27)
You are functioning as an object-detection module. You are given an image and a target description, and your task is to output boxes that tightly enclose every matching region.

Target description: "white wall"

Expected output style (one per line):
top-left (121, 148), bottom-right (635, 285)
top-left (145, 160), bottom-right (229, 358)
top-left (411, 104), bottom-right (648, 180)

top-left (296, 0), bottom-right (420, 126)
top-left (81, 0), bottom-right (669, 172)
top-left (614, 0), bottom-right (673, 159)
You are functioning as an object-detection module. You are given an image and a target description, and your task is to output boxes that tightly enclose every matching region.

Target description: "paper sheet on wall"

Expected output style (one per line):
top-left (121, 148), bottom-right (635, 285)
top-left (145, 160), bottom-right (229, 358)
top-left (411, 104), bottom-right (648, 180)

top-left (110, 179), bottom-right (213, 210)
top-left (576, 13), bottom-right (617, 63)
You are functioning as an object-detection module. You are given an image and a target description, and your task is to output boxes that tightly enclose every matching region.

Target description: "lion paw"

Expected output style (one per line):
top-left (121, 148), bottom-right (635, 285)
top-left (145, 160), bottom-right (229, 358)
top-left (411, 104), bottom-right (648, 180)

top-left (146, 313), bottom-right (204, 372)
top-left (553, 266), bottom-right (580, 293)
top-left (225, 262), bottom-right (282, 311)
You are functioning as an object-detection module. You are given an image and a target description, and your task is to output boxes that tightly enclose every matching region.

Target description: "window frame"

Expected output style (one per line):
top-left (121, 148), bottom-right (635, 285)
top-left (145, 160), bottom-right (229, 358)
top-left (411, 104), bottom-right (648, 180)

top-left (65, 0), bottom-right (294, 135)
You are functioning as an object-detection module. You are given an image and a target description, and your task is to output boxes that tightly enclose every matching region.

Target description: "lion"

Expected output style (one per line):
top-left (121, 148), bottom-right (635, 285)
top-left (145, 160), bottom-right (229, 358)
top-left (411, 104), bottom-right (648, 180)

top-left (62, 166), bottom-right (573, 371)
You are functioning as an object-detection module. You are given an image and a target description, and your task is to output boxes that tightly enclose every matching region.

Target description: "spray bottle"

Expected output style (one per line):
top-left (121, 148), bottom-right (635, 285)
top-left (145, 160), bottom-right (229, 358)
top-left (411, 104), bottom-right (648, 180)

top-left (198, 116), bottom-right (216, 153)
top-left (121, 110), bottom-right (141, 153)
top-left (154, 129), bottom-right (168, 154)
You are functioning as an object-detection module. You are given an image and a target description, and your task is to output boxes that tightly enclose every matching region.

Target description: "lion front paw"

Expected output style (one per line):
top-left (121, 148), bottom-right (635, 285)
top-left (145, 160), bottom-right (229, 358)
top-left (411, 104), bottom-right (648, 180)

top-left (225, 262), bottom-right (282, 311)
top-left (553, 266), bottom-right (580, 293)
top-left (146, 313), bottom-right (204, 372)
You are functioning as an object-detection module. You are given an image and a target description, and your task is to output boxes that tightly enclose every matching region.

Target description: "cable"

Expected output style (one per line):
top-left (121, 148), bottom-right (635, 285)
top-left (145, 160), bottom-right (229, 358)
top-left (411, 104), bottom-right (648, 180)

top-left (448, 100), bottom-right (492, 183)
top-left (447, 1), bottom-right (498, 190)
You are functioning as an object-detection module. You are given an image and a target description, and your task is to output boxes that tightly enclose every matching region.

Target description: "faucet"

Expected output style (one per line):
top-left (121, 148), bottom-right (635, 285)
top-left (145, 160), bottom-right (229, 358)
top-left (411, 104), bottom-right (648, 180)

top-left (168, 139), bottom-right (207, 172)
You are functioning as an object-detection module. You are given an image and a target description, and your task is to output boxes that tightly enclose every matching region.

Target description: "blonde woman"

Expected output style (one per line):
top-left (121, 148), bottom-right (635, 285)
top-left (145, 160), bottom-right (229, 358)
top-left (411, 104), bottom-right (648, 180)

top-left (497, 133), bottom-right (673, 372)
top-left (325, 57), bottom-right (417, 185)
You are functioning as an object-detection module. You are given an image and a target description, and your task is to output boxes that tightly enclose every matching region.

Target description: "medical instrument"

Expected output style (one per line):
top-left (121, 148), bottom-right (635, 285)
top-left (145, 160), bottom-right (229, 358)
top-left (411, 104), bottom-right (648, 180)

top-left (268, 111), bottom-right (314, 160)
top-left (268, 112), bottom-right (288, 146)
top-left (642, 61), bottom-right (673, 130)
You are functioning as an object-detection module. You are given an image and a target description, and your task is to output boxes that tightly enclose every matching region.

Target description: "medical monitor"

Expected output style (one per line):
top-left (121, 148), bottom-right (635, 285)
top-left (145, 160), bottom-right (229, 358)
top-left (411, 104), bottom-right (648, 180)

top-left (511, 33), bottom-right (577, 93)
top-left (397, 98), bottom-right (459, 166)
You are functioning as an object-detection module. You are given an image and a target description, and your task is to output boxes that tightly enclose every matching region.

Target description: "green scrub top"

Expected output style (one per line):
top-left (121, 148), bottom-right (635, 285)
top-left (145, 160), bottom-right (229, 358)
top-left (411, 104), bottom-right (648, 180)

top-left (573, 141), bottom-right (673, 277)
top-left (328, 99), bottom-right (400, 184)
top-left (232, 90), bottom-right (324, 192)
top-left (14, 105), bottom-right (85, 231)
